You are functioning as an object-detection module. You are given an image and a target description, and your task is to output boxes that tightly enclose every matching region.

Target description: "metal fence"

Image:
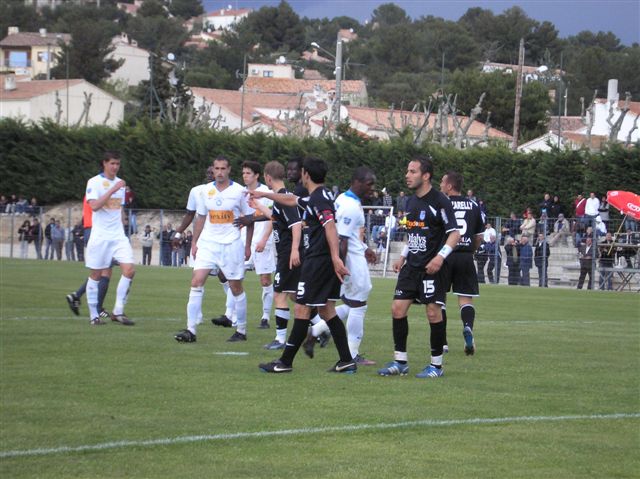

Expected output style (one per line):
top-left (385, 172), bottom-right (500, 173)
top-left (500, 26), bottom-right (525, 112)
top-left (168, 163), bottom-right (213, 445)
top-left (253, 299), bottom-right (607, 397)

top-left (1, 206), bottom-right (639, 292)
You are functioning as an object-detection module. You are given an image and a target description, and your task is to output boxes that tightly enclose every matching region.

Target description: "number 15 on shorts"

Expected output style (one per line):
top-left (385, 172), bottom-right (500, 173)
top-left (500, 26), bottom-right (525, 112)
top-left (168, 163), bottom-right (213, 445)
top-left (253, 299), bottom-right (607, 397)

top-left (423, 279), bottom-right (435, 297)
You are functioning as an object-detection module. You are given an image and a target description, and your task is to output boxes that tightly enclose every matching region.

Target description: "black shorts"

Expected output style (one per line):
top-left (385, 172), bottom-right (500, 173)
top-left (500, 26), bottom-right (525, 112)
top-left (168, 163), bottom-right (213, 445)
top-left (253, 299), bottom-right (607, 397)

top-left (393, 263), bottom-right (448, 305)
top-left (443, 252), bottom-right (479, 297)
top-left (274, 253), bottom-right (301, 293)
top-left (296, 255), bottom-right (341, 306)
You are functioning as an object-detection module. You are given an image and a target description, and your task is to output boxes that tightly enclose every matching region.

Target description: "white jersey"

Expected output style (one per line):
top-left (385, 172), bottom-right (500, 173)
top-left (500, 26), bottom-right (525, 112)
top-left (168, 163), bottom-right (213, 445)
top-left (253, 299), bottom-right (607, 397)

top-left (335, 190), bottom-right (366, 257)
top-left (244, 183), bottom-right (274, 247)
top-left (196, 181), bottom-right (252, 244)
top-left (85, 173), bottom-right (125, 240)
top-left (186, 183), bottom-right (207, 212)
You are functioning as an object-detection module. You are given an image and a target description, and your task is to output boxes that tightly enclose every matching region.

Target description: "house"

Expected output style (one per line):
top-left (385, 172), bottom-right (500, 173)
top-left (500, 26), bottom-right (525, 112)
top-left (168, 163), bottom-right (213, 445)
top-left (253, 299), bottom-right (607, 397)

top-left (0, 73), bottom-right (125, 127)
top-left (338, 29), bottom-right (358, 43)
top-left (587, 80), bottom-right (640, 144)
top-left (0, 27), bottom-right (71, 79)
top-left (190, 86), bottom-right (326, 134)
top-left (247, 63), bottom-right (295, 79)
top-left (243, 77), bottom-right (368, 107)
top-left (481, 61), bottom-right (563, 83)
top-left (203, 7), bottom-right (252, 31)
top-left (116, 1), bottom-right (143, 16)
top-left (308, 105), bottom-right (512, 144)
top-left (107, 34), bottom-right (150, 87)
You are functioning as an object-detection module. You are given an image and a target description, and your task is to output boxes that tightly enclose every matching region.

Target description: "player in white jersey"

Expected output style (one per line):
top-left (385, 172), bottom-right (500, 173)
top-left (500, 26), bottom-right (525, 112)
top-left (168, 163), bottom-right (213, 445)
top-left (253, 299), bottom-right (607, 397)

top-left (84, 151), bottom-right (135, 326)
top-left (241, 160), bottom-right (276, 328)
top-left (303, 167), bottom-right (378, 364)
top-left (174, 156), bottom-right (254, 343)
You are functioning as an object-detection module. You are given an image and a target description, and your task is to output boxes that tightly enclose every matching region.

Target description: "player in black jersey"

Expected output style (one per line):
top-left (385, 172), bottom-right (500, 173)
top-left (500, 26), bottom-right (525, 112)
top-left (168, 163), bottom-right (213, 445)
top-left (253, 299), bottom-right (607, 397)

top-left (439, 171), bottom-right (485, 355)
top-left (378, 156), bottom-right (460, 379)
top-left (251, 157), bottom-right (355, 374)
top-left (249, 161), bottom-right (303, 350)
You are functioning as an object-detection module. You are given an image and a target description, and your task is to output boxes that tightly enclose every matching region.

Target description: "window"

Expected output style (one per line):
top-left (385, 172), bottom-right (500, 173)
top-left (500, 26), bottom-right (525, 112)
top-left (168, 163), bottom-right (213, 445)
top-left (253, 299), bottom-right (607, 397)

top-left (263, 70), bottom-right (273, 78)
top-left (37, 51), bottom-right (50, 63)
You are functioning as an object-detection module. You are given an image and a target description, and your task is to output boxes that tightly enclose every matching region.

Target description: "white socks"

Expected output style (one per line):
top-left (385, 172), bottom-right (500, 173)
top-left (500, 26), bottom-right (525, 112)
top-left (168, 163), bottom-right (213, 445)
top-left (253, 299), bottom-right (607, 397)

top-left (262, 284), bottom-right (273, 320)
top-left (87, 277), bottom-right (99, 320)
top-left (234, 292), bottom-right (247, 334)
top-left (310, 319), bottom-right (330, 337)
top-left (335, 304), bottom-right (350, 321)
top-left (113, 276), bottom-right (132, 316)
top-left (187, 286), bottom-right (204, 334)
top-left (222, 282), bottom-right (234, 318)
top-left (346, 305), bottom-right (367, 358)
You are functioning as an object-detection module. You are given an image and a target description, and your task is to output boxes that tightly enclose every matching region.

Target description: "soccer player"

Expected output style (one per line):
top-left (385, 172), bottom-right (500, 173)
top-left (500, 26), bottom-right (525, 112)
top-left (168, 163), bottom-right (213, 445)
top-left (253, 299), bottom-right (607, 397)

top-left (84, 151), bottom-right (135, 326)
top-left (439, 171), bottom-right (485, 355)
top-left (377, 156), bottom-right (460, 378)
top-left (302, 167), bottom-right (378, 365)
top-left (251, 157), bottom-right (355, 374)
top-left (248, 161), bottom-right (303, 350)
top-left (66, 195), bottom-right (113, 319)
top-left (174, 156), bottom-right (254, 343)
top-left (240, 160), bottom-right (276, 329)
top-left (172, 165), bottom-right (236, 326)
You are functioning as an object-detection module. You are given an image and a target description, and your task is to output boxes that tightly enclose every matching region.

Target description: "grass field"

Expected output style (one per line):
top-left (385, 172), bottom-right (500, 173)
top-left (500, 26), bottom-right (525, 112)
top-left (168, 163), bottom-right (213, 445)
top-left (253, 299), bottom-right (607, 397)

top-left (0, 258), bottom-right (639, 478)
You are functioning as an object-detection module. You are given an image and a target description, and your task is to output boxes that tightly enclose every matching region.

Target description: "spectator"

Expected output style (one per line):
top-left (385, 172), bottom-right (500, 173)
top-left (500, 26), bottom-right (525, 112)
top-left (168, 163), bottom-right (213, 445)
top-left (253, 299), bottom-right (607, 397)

top-left (537, 212), bottom-right (551, 235)
top-left (475, 242), bottom-right (488, 283)
top-left (485, 234), bottom-right (501, 284)
top-left (539, 192), bottom-right (552, 217)
top-left (72, 220), bottom-right (84, 261)
top-left (519, 210), bottom-right (536, 238)
top-left (25, 197), bottom-right (39, 216)
top-left (158, 223), bottom-right (174, 266)
top-left (504, 236), bottom-right (520, 285)
top-left (594, 215), bottom-right (607, 237)
top-left (370, 209), bottom-right (385, 242)
top-left (585, 191), bottom-right (600, 220)
top-left (549, 195), bottom-right (564, 219)
top-left (375, 228), bottom-right (388, 264)
top-left (534, 232), bottom-right (551, 287)
top-left (139, 224), bottom-right (154, 266)
top-left (44, 217), bottom-right (55, 259)
top-left (518, 235), bottom-right (533, 286)
top-left (370, 190), bottom-right (382, 207)
top-left (122, 215), bottom-right (131, 238)
top-left (18, 219), bottom-right (31, 259)
top-left (577, 237), bottom-right (596, 290)
top-left (598, 232), bottom-right (615, 290)
top-left (381, 187), bottom-right (393, 207)
top-left (385, 212), bottom-right (397, 240)
top-left (483, 222), bottom-right (497, 243)
top-left (171, 233), bottom-right (183, 267)
top-left (574, 194), bottom-right (586, 227)
top-left (30, 217), bottom-right (43, 259)
top-left (0, 195), bottom-right (7, 213)
top-left (467, 189), bottom-right (477, 202)
top-left (598, 195), bottom-right (610, 228)
top-left (15, 196), bottom-right (28, 214)
top-left (502, 212), bottom-right (521, 241)
top-left (549, 213), bottom-right (571, 246)
top-left (51, 219), bottom-right (65, 260)
top-left (124, 186), bottom-right (137, 234)
top-left (182, 230), bottom-right (193, 265)
top-left (577, 225), bottom-right (594, 248)
top-left (64, 223), bottom-right (75, 261)
top-left (6, 194), bottom-right (17, 214)
top-left (478, 199), bottom-right (487, 216)
top-left (395, 191), bottom-right (408, 216)
top-left (329, 185), bottom-right (340, 201)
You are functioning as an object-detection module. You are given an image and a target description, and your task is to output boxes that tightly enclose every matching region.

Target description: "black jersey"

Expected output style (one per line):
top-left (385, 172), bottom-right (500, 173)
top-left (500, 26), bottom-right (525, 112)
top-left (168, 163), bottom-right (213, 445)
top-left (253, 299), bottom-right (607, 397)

top-left (404, 188), bottom-right (458, 269)
top-left (297, 186), bottom-right (335, 260)
top-left (448, 195), bottom-right (485, 253)
top-left (293, 181), bottom-right (308, 198)
top-left (271, 187), bottom-right (302, 257)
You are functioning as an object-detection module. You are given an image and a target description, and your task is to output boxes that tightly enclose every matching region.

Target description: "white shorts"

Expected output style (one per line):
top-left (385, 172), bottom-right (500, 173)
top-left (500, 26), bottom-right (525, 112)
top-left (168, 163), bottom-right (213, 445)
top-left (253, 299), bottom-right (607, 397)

top-left (194, 239), bottom-right (245, 280)
top-left (340, 253), bottom-right (372, 302)
top-left (85, 236), bottom-right (134, 270)
top-left (247, 243), bottom-right (276, 275)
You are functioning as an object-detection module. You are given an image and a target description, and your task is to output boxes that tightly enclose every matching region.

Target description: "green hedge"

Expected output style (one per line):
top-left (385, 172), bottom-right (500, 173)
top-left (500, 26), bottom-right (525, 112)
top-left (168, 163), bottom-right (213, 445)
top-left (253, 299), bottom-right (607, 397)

top-left (1, 118), bottom-right (638, 217)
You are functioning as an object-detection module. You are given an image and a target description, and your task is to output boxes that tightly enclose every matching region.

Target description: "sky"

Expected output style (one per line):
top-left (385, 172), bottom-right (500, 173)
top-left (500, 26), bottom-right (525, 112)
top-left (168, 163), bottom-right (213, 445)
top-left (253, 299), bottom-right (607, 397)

top-left (202, 0), bottom-right (640, 46)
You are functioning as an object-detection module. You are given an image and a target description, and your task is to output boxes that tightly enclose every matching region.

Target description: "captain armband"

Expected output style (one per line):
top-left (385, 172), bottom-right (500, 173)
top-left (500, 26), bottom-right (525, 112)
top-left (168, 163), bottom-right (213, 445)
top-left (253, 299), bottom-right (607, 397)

top-left (401, 245), bottom-right (409, 257)
top-left (437, 244), bottom-right (453, 259)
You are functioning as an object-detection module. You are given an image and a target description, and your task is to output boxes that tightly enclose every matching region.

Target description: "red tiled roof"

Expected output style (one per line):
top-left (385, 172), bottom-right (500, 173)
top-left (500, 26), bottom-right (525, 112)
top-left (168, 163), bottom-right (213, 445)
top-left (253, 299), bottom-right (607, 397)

top-left (206, 8), bottom-right (252, 17)
top-left (595, 98), bottom-right (640, 116)
top-left (244, 77), bottom-right (366, 95)
top-left (0, 79), bottom-right (84, 101)
top-left (0, 32), bottom-right (71, 47)
top-left (548, 116), bottom-right (585, 133)
top-left (344, 106), bottom-right (512, 139)
top-left (117, 2), bottom-right (140, 15)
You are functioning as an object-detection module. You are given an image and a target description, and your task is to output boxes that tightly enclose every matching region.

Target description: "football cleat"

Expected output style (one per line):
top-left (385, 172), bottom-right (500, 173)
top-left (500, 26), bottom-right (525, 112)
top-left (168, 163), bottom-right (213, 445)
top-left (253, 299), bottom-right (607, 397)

top-left (259, 359), bottom-right (293, 373)
top-left (327, 360), bottom-right (357, 374)
top-left (463, 326), bottom-right (475, 356)
top-left (258, 319), bottom-right (270, 329)
top-left (354, 354), bottom-right (376, 366)
top-left (303, 331), bottom-right (316, 358)
top-left (227, 331), bottom-right (247, 342)
top-left (66, 293), bottom-right (80, 316)
top-left (377, 361), bottom-right (409, 376)
top-left (443, 344), bottom-right (449, 354)
top-left (90, 317), bottom-right (106, 326)
top-left (264, 340), bottom-right (285, 350)
top-left (318, 331), bottom-right (332, 348)
top-left (211, 315), bottom-right (233, 327)
top-left (111, 313), bottom-right (135, 326)
top-left (415, 365), bottom-right (444, 379)
top-left (99, 309), bottom-right (110, 319)
top-left (174, 329), bottom-right (196, 343)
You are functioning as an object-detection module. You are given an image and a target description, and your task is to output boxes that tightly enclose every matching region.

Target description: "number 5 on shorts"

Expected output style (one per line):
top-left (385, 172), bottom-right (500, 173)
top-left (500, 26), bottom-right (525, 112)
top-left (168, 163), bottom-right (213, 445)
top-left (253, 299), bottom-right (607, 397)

top-left (297, 282), bottom-right (305, 297)
top-left (423, 279), bottom-right (435, 296)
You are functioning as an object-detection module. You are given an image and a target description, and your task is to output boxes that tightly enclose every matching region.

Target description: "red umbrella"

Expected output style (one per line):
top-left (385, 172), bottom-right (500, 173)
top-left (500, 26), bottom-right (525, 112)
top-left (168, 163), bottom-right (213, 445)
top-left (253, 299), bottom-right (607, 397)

top-left (607, 190), bottom-right (640, 220)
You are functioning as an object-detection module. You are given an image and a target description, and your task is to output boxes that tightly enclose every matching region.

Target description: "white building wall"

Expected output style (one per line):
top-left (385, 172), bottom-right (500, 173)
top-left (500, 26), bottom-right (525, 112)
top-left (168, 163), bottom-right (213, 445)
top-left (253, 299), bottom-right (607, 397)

top-left (591, 102), bottom-right (639, 143)
top-left (0, 99), bottom-right (31, 120)
top-left (108, 43), bottom-right (150, 86)
top-left (247, 64), bottom-right (294, 79)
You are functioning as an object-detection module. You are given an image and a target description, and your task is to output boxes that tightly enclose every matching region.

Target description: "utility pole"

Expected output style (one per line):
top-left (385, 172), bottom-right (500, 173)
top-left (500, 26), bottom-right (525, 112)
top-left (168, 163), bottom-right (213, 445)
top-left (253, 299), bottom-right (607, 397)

top-left (511, 38), bottom-right (524, 152)
top-left (557, 51), bottom-right (563, 148)
top-left (333, 38), bottom-right (343, 124)
top-left (239, 53), bottom-right (247, 132)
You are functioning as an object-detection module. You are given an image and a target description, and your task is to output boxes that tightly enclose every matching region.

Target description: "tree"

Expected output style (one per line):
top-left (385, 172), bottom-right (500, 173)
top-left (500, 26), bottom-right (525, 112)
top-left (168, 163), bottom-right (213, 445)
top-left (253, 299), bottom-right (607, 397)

top-left (0, 3), bottom-right (40, 38)
top-left (167, 0), bottom-right (203, 19)
top-left (237, 1), bottom-right (305, 54)
top-left (371, 3), bottom-right (411, 27)
top-left (125, 12), bottom-right (189, 54)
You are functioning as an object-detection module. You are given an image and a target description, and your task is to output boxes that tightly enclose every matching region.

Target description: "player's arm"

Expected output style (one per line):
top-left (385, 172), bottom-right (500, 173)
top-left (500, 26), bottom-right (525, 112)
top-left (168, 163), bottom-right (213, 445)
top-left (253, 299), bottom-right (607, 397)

top-left (392, 244), bottom-right (407, 273)
top-left (256, 221), bottom-right (272, 252)
top-left (472, 233), bottom-right (484, 252)
top-left (339, 235), bottom-right (349, 261)
top-left (324, 219), bottom-right (350, 282)
top-left (426, 228), bottom-right (461, 275)
top-left (88, 179), bottom-right (125, 211)
top-left (249, 190), bottom-right (299, 207)
top-left (289, 222), bottom-right (302, 269)
top-left (244, 222), bottom-right (254, 260)
top-left (173, 210), bottom-right (196, 247)
top-left (191, 214), bottom-right (205, 258)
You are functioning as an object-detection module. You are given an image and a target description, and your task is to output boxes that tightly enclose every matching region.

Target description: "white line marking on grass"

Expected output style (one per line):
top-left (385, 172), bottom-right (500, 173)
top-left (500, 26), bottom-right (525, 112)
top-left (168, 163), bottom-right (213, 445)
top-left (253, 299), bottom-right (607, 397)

top-left (214, 352), bottom-right (249, 356)
top-left (2, 413), bottom-right (638, 459)
top-left (482, 320), bottom-right (597, 325)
